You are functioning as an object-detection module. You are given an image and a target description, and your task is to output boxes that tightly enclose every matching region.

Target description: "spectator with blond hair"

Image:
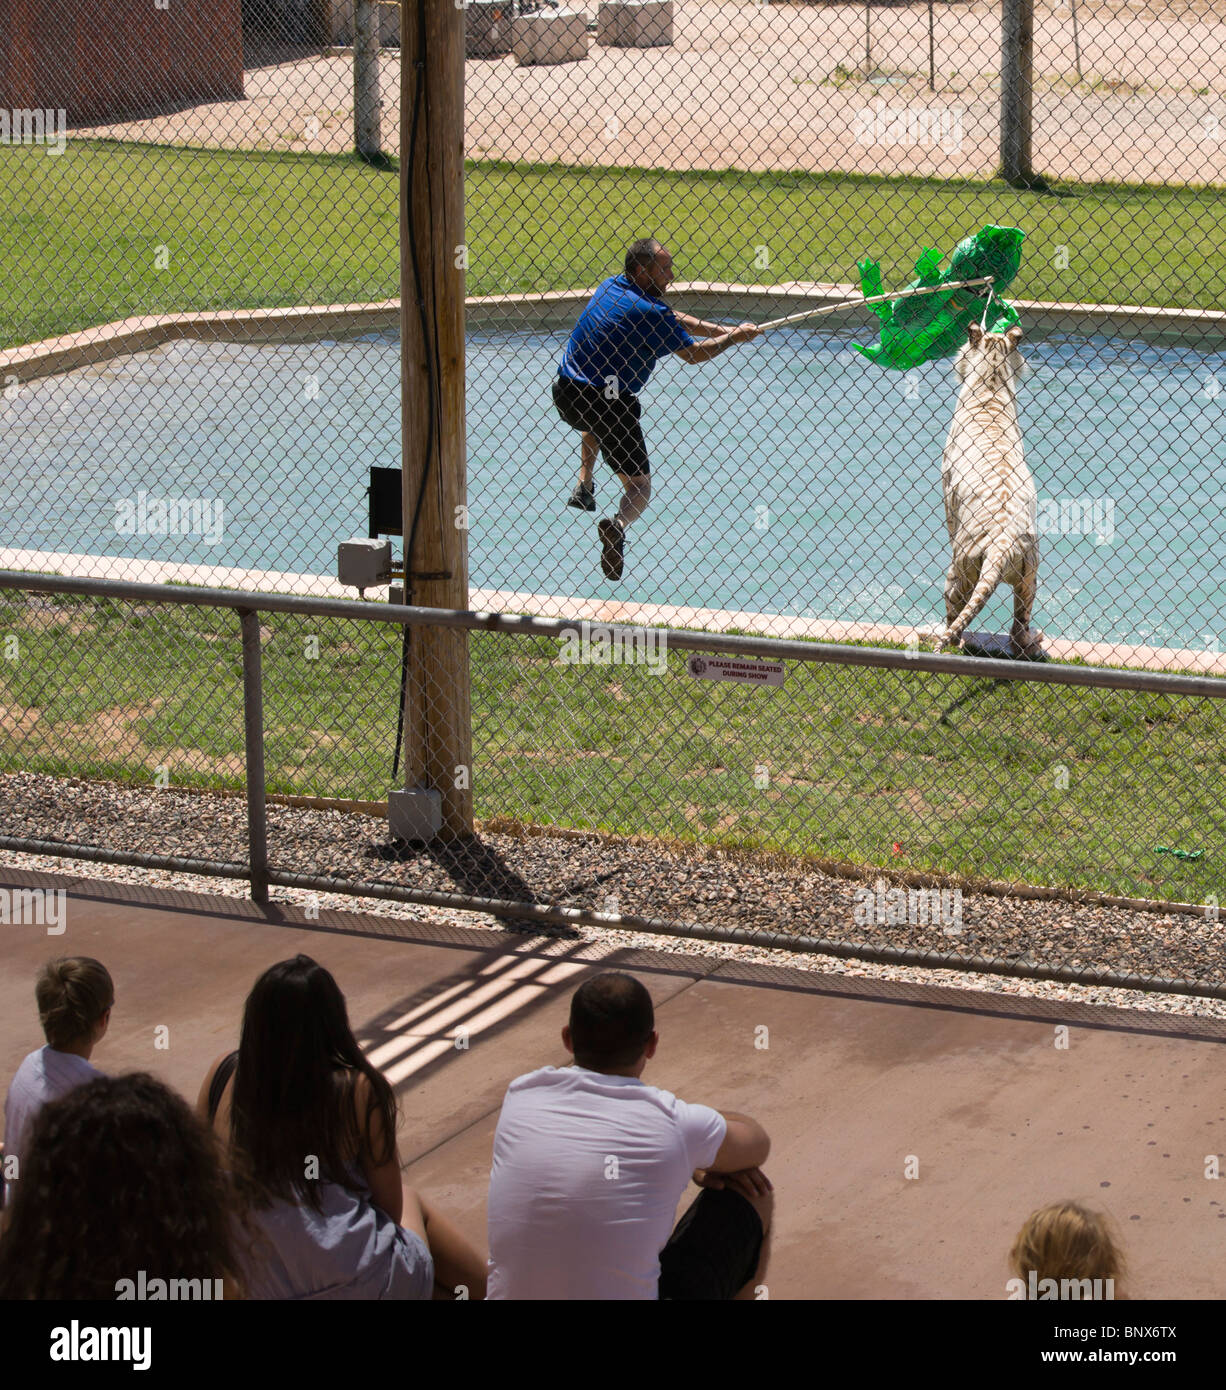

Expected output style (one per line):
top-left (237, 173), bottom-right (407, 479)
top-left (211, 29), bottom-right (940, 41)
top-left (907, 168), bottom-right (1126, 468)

top-left (3, 956), bottom-right (114, 1208)
top-left (1007, 1200), bottom-right (1126, 1300)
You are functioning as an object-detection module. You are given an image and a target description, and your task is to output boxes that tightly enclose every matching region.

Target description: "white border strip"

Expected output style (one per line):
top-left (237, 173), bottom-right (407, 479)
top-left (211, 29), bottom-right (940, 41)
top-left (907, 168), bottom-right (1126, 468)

top-left (5, 285), bottom-right (1224, 383)
top-left (4, 548), bottom-right (1223, 676)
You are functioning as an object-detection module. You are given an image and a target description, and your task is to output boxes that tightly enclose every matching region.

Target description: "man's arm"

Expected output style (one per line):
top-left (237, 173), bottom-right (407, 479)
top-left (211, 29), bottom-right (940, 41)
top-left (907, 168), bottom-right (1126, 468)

top-left (706, 1109), bottom-right (771, 1174)
top-left (675, 322), bottom-right (761, 364)
top-left (673, 311), bottom-right (727, 339)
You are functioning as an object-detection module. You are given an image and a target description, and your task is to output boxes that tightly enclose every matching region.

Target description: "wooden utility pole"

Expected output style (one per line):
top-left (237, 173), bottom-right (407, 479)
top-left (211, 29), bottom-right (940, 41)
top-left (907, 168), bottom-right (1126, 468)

top-left (353, 0), bottom-right (382, 161)
top-left (1000, 0), bottom-right (1036, 187)
top-left (395, 0), bottom-right (473, 842)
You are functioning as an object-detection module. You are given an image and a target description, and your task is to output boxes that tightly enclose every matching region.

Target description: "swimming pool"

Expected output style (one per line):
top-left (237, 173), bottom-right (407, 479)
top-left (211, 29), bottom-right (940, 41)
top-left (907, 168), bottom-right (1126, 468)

top-left (3, 325), bottom-right (1224, 649)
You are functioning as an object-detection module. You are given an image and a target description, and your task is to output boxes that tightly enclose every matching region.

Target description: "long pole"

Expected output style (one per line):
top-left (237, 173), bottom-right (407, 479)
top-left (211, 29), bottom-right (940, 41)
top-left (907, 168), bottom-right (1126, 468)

top-left (864, 0), bottom-right (871, 77)
top-left (928, 0), bottom-right (935, 91)
top-left (755, 276), bottom-right (995, 332)
top-left (399, 0), bottom-right (473, 841)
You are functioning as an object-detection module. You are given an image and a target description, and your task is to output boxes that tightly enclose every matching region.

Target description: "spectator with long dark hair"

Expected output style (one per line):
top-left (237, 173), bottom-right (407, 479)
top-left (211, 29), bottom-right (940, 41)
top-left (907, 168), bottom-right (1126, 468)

top-left (0, 1072), bottom-right (245, 1299)
top-left (198, 954), bottom-right (486, 1300)
top-left (3, 956), bottom-right (114, 1208)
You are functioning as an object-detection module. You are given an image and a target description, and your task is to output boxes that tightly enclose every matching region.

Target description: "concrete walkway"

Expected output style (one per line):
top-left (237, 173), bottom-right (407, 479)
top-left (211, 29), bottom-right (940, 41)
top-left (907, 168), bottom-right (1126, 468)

top-left (2, 865), bottom-right (1224, 1299)
top-left (77, 1), bottom-right (1226, 187)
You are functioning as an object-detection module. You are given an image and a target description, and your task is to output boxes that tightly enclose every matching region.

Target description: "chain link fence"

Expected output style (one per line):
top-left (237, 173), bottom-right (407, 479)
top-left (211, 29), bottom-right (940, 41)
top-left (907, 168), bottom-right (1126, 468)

top-left (2, 573), bottom-right (1224, 997)
top-left (1, 0), bottom-right (1224, 980)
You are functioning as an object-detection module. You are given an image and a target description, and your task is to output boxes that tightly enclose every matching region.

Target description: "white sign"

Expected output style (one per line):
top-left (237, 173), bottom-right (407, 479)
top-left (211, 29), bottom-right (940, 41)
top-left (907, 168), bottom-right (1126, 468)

top-left (685, 654), bottom-right (786, 686)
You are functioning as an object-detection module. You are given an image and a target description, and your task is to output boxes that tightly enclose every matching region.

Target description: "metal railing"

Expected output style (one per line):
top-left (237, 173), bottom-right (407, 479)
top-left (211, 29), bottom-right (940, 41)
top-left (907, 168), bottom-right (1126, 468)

top-left (1, 568), bottom-right (1224, 1000)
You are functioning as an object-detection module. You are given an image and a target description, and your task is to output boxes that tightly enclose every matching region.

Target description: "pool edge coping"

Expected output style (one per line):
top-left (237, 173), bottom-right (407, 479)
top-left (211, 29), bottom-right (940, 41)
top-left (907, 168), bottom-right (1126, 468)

top-left (5, 283), bottom-right (1226, 383)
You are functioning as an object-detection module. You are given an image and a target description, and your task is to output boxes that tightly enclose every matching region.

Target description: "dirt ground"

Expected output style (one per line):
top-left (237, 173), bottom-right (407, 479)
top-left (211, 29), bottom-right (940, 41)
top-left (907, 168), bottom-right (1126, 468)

top-left (79, 0), bottom-right (1226, 185)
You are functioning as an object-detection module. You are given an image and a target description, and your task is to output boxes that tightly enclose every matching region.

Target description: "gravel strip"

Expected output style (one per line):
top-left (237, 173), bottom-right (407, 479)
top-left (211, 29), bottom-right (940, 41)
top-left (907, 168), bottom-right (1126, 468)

top-left (2, 770), bottom-right (1224, 1019)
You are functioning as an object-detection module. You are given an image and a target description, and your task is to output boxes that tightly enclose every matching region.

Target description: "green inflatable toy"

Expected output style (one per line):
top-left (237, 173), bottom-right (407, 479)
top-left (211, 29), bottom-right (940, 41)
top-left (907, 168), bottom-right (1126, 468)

top-left (852, 224), bottom-right (1025, 371)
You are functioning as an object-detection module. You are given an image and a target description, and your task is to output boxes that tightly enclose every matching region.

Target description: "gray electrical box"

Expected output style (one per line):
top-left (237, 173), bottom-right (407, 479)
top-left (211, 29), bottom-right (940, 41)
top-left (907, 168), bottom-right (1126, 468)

top-left (338, 538), bottom-right (392, 591)
top-left (389, 786), bottom-right (443, 842)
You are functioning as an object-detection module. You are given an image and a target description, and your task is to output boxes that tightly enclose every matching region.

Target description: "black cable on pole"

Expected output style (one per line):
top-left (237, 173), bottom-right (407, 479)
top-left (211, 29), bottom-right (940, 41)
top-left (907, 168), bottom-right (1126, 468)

top-left (405, 0), bottom-right (439, 586)
top-left (394, 0), bottom-right (441, 781)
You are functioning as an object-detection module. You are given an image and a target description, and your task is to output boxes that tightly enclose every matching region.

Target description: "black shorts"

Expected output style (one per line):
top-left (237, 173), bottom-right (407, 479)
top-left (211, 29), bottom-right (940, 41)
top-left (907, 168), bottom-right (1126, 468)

top-left (658, 1187), bottom-right (765, 1300)
top-left (552, 375), bottom-right (650, 479)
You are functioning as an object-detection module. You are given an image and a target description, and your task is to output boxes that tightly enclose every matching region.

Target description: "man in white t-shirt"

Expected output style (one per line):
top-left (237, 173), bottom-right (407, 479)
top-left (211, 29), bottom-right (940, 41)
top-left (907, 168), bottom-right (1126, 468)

top-left (486, 972), bottom-right (773, 1299)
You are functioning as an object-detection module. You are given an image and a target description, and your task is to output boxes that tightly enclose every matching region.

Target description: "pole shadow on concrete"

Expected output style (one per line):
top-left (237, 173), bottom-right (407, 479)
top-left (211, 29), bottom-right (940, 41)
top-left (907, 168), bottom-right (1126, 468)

top-left (353, 938), bottom-right (599, 1094)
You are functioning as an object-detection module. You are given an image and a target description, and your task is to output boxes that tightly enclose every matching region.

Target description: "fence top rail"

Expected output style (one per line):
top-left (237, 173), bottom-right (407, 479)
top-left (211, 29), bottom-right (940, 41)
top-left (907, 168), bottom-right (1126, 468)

top-left (1, 569), bottom-right (1223, 698)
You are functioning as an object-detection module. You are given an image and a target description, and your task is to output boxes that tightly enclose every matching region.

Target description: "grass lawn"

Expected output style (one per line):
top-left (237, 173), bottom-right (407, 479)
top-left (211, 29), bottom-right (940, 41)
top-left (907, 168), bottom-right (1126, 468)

top-left (3, 140), bottom-right (1226, 347)
top-left (0, 592), bottom-right (1220, 906)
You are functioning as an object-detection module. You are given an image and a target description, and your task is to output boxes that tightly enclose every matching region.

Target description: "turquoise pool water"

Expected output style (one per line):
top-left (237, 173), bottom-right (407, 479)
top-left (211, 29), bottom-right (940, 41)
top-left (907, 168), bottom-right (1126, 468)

top-left (3, 325), bottom-right (1225, 648)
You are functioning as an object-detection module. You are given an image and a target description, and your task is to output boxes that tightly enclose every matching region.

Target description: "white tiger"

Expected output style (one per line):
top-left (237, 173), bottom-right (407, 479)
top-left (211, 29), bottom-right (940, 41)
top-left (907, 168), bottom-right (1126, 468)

top-left (937, 322), bottom-right (1041, 657)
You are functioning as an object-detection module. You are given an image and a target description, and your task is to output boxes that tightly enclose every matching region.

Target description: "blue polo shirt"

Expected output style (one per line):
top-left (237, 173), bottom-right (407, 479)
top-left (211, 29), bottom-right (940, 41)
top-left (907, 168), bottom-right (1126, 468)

top-left (558, 275), bottom-right (696, 397)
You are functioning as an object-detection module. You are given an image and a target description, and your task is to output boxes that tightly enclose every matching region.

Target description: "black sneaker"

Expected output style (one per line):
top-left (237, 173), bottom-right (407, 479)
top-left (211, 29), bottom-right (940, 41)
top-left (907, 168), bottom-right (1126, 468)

top-left (567, 481), bottom-right (596, 512)
top-left (598, 518), bottom-right (625, 580)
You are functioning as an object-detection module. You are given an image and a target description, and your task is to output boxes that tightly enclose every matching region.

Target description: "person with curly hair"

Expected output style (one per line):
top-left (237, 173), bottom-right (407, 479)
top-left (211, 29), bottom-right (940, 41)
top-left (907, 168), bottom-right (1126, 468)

top-left (3, 956), bottom-right (114, 1208)
top-left (198, 954), bottom-right (487, 1300)
top-left (0, 1072), bottom-right (246, 1299)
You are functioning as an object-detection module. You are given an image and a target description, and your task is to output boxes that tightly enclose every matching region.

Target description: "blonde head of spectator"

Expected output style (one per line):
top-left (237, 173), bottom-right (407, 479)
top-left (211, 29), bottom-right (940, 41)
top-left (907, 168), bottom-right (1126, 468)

top-left (1009, 1201), bottom-right (1126, 1299)
top-left (35, 956), bottom-right (114, 1052)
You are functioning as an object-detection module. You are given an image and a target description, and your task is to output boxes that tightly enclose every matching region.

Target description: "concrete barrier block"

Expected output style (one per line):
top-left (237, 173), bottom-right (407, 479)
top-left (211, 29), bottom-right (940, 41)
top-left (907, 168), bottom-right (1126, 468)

top-left (512, 10), bottom-right (590, 65)
top-left (597, 0), bottom-right (673, 47)
top-left (623, 0), bottom-right (674, 46)
top-left (596, 1), bottom-right (624, 43)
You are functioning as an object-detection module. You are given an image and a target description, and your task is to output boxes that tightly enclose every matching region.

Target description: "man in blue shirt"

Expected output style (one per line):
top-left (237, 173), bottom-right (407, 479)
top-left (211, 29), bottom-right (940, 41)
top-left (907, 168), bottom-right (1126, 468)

top-left (554, 238), bottom-right (761, 580)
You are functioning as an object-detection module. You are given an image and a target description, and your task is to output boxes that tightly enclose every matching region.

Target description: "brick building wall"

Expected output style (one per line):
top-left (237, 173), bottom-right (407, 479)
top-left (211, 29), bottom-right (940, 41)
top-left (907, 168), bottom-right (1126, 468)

top-left (0, 0), bottom-right (243, 125)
